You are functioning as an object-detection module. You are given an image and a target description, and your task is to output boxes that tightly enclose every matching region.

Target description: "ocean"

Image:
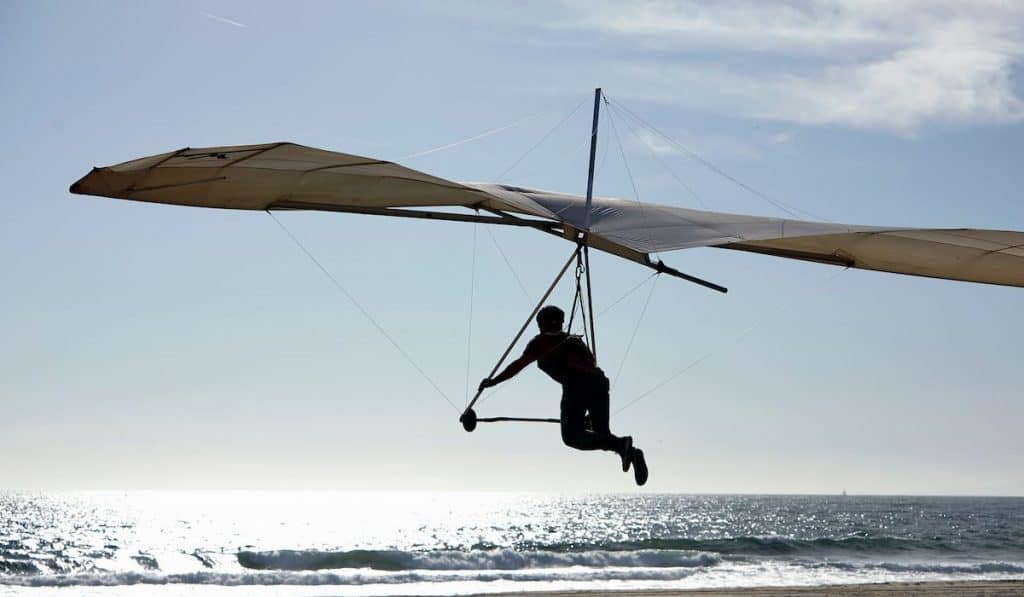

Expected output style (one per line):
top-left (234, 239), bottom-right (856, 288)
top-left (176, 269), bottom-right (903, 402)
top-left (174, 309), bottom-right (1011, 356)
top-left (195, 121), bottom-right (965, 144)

top-left (1, 492), bottom-right (1022, 595)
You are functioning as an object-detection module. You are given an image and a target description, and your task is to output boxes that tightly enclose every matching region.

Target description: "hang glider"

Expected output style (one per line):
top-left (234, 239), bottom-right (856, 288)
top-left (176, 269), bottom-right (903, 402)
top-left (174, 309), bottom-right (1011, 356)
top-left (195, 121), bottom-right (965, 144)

top-left (71, 141), bottom-right (1024, 289)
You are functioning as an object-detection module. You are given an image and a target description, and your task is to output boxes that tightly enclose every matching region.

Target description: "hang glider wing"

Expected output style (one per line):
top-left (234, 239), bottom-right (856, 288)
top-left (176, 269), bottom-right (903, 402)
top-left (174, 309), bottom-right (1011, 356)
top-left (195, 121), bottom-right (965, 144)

top-left (71, 143), bottom-right (1024, 288)
top-left (69, 142), bottom-right (499, 210)
top-left (471, 184), bottom-right (1024, 288)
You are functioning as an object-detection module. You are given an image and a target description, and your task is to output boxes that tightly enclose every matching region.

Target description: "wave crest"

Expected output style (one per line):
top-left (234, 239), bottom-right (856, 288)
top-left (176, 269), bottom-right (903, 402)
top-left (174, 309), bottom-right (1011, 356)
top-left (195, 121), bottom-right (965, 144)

top-left (237, 547), bottom-right (720, 571)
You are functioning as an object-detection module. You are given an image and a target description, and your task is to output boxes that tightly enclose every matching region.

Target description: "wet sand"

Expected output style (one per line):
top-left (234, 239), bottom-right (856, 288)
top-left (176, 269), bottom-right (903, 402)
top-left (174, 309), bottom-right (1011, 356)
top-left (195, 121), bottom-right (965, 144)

top-left (479, 580), bottom-right (1024, 596)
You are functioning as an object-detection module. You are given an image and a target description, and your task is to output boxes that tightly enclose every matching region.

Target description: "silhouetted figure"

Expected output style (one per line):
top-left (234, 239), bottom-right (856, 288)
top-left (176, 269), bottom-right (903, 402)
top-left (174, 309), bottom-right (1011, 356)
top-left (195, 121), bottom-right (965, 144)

top-left (479, 305), bottom-right (648, 485)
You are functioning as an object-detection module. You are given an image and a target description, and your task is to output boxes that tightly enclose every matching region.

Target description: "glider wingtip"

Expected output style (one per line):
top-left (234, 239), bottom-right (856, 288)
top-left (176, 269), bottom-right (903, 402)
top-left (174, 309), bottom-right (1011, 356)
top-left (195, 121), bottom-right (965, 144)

top-left (68, 169), bottom-right (97, 195)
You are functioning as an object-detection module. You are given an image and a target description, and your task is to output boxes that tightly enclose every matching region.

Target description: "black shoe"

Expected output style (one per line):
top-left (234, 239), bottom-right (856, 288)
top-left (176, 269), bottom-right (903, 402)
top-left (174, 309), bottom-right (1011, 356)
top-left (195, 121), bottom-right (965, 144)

top-left (632, 449), bottom-right (648, 486)
top-left (620, 436), bottom-right (633, 473)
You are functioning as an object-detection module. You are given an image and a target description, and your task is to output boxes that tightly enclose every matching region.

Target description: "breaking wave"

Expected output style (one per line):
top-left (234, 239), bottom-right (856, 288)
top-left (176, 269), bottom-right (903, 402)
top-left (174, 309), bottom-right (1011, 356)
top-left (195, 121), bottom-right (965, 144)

top-left (2, 566), bottom-right (712, 587)
top-left (3, 560), bottom-right (1023, 588)
top-left (230, 535), bottom-right (980, 573)
top-left (237, 547), bottom-right (719, 571)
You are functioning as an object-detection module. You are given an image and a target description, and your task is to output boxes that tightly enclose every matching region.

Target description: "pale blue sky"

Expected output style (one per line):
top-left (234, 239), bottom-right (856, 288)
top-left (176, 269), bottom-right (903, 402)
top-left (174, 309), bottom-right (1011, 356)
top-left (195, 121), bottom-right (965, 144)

top-left (2, 1), bottom-right (1022, 494)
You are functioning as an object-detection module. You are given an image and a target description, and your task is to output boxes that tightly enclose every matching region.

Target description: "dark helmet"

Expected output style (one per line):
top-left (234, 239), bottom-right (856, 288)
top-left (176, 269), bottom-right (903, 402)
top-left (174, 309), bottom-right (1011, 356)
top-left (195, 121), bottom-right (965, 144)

top-left (536, 305), bottom-right (565, 332)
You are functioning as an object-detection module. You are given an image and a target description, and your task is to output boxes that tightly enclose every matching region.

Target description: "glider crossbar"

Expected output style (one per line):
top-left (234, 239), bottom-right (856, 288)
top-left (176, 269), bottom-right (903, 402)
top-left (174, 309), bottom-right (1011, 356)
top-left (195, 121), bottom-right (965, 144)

top-left (461, 408), bottom-right (559, 431)
top-left (461, 246), bottom-right (581, 427)
top-left (477, 416), bottom-right (559, 424)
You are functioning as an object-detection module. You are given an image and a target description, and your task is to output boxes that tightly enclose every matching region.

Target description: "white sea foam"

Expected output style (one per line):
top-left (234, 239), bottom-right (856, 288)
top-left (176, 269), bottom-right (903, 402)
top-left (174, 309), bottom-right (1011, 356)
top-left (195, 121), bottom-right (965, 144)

top-left (4, 559), bottom-right (1024, 590)
top-left (237, 547), bottom-right (721, 571)
top-left (2, 566), bottom-right (712, 587)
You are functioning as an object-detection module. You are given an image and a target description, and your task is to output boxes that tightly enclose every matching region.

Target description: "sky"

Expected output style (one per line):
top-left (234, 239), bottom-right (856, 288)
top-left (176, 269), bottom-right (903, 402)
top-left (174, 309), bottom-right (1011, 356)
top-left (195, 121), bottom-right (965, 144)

top-left (2, 0), bottom-right (1022, 495)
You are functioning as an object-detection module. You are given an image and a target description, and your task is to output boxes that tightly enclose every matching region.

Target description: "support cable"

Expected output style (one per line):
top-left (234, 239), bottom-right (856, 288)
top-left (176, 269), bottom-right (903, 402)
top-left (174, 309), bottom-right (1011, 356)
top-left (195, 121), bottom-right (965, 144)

top-left (485, 228), bottom-right (532, 303)
top-left (266, 211), bottom-right (459, 412)
top-left (610, 273), bottom-right (659, 394)
top-left (614, 265), bottom-right (852, 415)
top-left (400, 109), bottom-right (548, 160)
top-left (609, 101), bottom-right (710, 210)
top-left (494, 95), bottom-right (589, 182)
top-left (607, 97), bottom-right (825, 222)
top-left (597, 273), bottom-right (657, 318)
top-left (605, 98), bottom-right (659, 261)
top-left (608, 101), bottom-right (735, 249)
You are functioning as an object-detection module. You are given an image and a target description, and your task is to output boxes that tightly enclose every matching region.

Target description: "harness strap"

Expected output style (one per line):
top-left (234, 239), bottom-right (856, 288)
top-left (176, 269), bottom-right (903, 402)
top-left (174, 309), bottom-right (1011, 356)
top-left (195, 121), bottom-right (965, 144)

top-left (567, 248), bottom-right (584, 335)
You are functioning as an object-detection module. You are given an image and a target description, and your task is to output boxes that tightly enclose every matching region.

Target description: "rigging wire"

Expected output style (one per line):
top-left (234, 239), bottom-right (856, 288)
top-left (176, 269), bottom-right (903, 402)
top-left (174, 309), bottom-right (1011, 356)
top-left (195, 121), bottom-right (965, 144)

top-left (485, 228), bottom-right (532, 303)
top-left (608, 101), bottom-right (710, 210)
top-left (464, 222), bottom-right (478, 405)
top-left (606, 97), bottom-right (825, 222)
top-left (597, 273), bottom-right (658, 318)
top-left (399, 109), bottom-right (549, 160)
top-left (605, 97), bottom-right (659, 261)
top-left (606, 102), bottom-right (741, 249)
top-left (494, 95), bottom-right (589, 182)
top-left (613, 265), bottom-right (852, 416)
top-left (266, 211), bottom-right (459, 412)
top-left (606, 98), bottom-right (749, 255)
top-left (610, 274), bottom-right (659, 394)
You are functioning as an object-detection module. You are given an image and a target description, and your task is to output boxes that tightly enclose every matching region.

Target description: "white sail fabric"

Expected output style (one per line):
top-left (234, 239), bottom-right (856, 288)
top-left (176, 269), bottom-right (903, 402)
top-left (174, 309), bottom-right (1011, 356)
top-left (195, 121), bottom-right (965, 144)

top-left (468, 184), bottom-right (1024, 287)
top-left (70, 143), bottom-right (494, 210)
top-left (71, 143), bottom-right (1024, 288)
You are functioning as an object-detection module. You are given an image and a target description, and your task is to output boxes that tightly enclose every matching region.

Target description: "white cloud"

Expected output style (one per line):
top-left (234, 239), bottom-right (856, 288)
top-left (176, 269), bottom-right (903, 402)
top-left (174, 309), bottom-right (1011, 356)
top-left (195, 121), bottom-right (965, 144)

top-left (563, 0), bottom-right (1024, 132)
top-left (771, 36), bottom-right (1024, 131)
top-left (572, 0), bottom-right (899, 52)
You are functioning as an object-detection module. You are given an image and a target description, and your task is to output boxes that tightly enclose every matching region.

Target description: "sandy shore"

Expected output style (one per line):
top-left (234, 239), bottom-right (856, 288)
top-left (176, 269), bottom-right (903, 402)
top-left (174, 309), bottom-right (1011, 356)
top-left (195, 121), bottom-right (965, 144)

top-left (478, 580), bottom-right (1024, 596)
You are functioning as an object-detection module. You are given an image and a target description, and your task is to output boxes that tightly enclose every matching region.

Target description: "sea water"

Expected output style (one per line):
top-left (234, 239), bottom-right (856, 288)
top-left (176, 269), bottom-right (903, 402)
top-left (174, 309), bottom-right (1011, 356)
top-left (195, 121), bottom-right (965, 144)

top-left (1, 492), bottom-right (1022, 595)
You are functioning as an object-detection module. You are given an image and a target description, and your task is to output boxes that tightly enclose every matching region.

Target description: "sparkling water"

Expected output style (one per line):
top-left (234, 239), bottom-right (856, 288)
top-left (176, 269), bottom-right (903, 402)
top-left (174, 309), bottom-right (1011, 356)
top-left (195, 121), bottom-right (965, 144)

top-left (2, 492), bottom-right (1023, 595)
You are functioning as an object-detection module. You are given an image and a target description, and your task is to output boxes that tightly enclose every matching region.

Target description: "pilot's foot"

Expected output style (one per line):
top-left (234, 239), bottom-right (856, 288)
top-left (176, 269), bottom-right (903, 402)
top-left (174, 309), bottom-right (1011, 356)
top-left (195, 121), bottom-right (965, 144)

top-left (632, 448), bottom-right (648, 486)
top-left (619, 436), bottom-right (633, 473)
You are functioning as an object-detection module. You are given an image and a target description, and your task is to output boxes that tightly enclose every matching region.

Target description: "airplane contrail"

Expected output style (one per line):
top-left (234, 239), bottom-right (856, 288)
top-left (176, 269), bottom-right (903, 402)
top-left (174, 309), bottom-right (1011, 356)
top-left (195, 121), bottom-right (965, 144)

top-left (201, 11), bottom-right (248, 28)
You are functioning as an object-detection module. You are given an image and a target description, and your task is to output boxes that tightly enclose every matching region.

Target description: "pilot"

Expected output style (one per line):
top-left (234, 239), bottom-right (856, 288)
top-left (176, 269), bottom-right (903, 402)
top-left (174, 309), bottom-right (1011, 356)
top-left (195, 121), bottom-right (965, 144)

top-left (478, 305), bottom-right (648, 485)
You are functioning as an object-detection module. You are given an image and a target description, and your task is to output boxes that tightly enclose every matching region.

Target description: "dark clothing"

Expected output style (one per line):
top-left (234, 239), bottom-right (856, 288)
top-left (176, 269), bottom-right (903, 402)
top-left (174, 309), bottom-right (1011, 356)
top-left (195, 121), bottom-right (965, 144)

top-left (491, 330), bottom-right (623, 456)
top-left (560, 371), bottom-right (619, 452)
top-left (528, 332), bottom-right (596, 385)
